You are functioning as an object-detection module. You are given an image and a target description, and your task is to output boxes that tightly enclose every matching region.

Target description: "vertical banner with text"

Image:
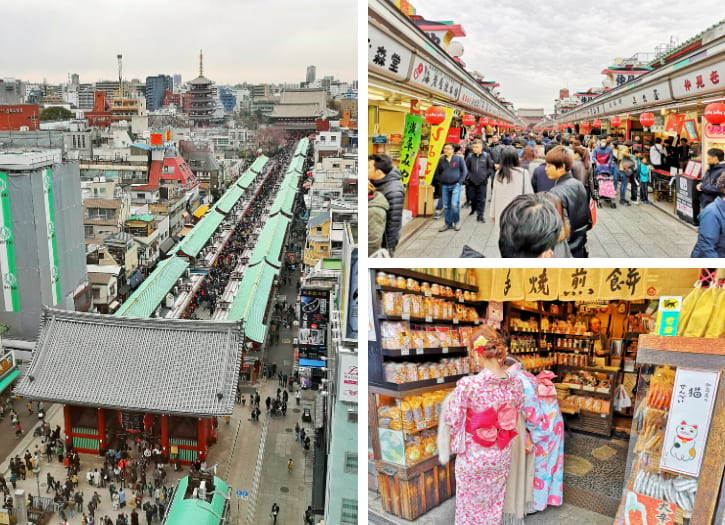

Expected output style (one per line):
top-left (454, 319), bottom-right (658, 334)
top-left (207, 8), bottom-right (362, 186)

top-left (399, 114), bottom-right (422, 185)
top-left (0, 172), bottom-right (20, 311)
top-left (424, 106), bottom-right (454, 184)
top-left (43, 169), bottom-right (61, 305)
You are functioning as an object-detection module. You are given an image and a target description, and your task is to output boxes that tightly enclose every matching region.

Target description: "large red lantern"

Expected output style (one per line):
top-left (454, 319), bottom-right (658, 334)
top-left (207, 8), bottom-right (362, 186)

top-left (639, 112), bottom-right (655, 127)
top-left (479, 116), bottom-right (488, 126)
top-left (425, 106), bottom-right (446, 125)
top-left (611, 116), bottom-right (622, 127)
top-left (462, 114), bottom-right (476, 126)
top-left (593, 119), bottom-right (602, 128)
top-left (704, 102), bottom-right (725, 125)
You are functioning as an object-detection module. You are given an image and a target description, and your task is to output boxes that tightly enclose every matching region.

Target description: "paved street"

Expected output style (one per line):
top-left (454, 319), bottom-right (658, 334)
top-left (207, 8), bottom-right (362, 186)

top-left (395, 196), bottom-right (698, 258)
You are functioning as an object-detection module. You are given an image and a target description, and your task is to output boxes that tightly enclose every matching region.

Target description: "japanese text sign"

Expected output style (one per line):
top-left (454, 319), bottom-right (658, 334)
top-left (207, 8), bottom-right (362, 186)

top-left (598, 268), bottom-right (647, 301)
top-left (557, 268), bottom-right (600, 300)
top-left (660, 368), bottom-right (720, 477)
top-left (368, 24), bottom-right (413, 81)
top-left (623, 491), bottom-right (676, 525)
top-left (522, 268), bottom-right (555, 301)
top-left (423, 106), bottom-right (454, 184)
top-left (409, 56), bottom-right (462, 100)
top-left (671, 59), bottom-right (723, 99)
top-left (399, 114), bottom-right (422, 185)
top-left (655, 296), bottom-right (681, 336)
top-left (490, 268), bottom-right (525, 302)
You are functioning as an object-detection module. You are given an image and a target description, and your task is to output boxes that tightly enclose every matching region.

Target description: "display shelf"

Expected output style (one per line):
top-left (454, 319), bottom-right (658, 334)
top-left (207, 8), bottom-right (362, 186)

top-left (558, 364), bottom-right (620, 373)
top-left (381, 346), bottom-right (468, 358)
top-left (376, 285), bottom-right (480, 305)
top-left (508, 329), bottom-right (541, 334)
top-left (370, 374), bottom-right (467, 397)
top-left (378, 314), bottom-right (479, 326)
top-left (552, 347), bottom-right (591, 352)
top-left (558, 364), bottom-right (617, 437)
top-left (541, 332), bottom-right (595, 337)
top-left (380, 268), bottom-right (478, 292)
top-left (509, 304), bottom-right (541, 315)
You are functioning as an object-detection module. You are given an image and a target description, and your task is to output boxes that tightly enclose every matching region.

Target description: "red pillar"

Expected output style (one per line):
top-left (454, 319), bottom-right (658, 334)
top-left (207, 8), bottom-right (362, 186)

top-left (97, 409), bottom-right (105, 451)
top-left (160, 415), bottom-right (169, 456)
top-left (197, 418), bottom-right (207, 460)
top-left (63, 405), bottom-right (73, 446)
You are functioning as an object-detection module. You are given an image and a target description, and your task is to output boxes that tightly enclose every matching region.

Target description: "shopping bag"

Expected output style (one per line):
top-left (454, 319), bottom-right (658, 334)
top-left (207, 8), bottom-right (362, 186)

top-left (613, 384), bottom-right (632, 411)
top-left (589, 198), bottom-right (597, 228)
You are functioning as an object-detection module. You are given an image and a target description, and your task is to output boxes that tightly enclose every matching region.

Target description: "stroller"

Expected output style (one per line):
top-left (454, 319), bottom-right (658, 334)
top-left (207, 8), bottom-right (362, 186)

top-left (594, 164), bottom-right (617, 208)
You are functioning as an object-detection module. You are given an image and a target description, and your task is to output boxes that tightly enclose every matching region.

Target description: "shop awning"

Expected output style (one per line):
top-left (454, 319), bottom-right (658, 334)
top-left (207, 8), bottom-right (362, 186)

top-left (193, 205), bottom-right (209, 219)
top-left (0, 369), bottom-right (20, 395)
top-left (299, 359), bottom-right (326, 368)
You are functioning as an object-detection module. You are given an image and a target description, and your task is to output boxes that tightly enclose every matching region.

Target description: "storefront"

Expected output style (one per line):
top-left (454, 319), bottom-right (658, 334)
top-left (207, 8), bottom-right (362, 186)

top-left (368, 267), bottom-right (725, 523)
top-left (368, 0), bottom-right (523, 218)
top-left (0, 350), bottom-right (20, 397)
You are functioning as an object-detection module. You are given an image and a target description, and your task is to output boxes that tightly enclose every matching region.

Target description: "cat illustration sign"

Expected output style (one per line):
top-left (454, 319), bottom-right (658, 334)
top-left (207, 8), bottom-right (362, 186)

top-left (660, 368), bottom-right (720, 477)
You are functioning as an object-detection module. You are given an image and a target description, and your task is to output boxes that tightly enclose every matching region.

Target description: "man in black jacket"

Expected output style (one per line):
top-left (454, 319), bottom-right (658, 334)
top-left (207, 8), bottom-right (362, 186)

top-left (369, 154), bottom-right (405, 254)
top-left (465, 140), bottom-right (494, 222)
top-left (697, 148), bottom-right (725, 211)
top-left (545, 146), bottom-right (591, 258)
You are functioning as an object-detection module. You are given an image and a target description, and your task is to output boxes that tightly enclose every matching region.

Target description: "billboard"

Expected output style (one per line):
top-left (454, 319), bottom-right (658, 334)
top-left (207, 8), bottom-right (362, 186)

top-left (337, 352), bottom-right (358, 404)
top-left (299, 288), bottom-right (329, 359)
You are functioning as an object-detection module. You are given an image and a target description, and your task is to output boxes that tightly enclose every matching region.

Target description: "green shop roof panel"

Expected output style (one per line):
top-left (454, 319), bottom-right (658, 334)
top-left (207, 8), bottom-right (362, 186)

top-left (164, 475), bottom-right (230, 525)
top-left (226, 262), bottom-right (279, 343)
top-left (115, 256), bottom-right (189, 318)
top-left (214, 184), bottom-right (244, 215)
top-left (238, 155), bottom-right (269, 188)
top-left (250, 214), bottom-right (290, 266)
top-left (176, 212), bottom-right (225, 257)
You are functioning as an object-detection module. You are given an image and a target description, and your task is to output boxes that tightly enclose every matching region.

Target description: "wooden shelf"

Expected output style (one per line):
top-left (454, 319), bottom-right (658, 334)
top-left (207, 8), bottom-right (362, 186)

top-left (376, 285), bottom-right (480, 305)
top-left (541, 332), bottom-right (595, 338)
top-left (558, 364), bottom-right (620, 373)
top-left (378, 268), bottom-right (478, 292)
top-left (552, 347), bottom-right (591, 352)
top-left (509, 305), bottom-right (541, 315)
top-left (378, 314), bottom-right (479, 326)
top-left (381, 346), bottom-right (468, 358)
top-left (370, 374), bottom-right (467, 397)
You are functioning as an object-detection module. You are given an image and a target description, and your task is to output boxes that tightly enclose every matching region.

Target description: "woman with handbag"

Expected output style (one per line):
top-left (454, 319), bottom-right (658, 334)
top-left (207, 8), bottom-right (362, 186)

top-left (439, 326), bottom-right (524, 525)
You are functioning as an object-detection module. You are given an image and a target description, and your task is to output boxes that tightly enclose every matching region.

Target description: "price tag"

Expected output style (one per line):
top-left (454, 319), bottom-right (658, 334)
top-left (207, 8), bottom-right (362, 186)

top-left (415, 348), bottom-right (424, 355)
top-left (400, 348), bottom-right (410, 356)
top-left (442, 347), bottom-right (449, 354)
top-left (425, 315), bottom-right (432, 323)
top-left (436, 377), bottom-right (445, 384)
top-left (452, 318), bottom-right (459, 325)
top-left (401, 312), bottom-right (410, 320)
top-left (424, 290), bottom-right (432, 297)
top-left (416, 421), bottom-right (427, 430)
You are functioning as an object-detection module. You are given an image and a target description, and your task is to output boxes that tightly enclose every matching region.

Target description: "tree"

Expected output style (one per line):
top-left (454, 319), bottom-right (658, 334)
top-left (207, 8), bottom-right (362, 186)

top-left (40, 106), bottom-right (74, 121)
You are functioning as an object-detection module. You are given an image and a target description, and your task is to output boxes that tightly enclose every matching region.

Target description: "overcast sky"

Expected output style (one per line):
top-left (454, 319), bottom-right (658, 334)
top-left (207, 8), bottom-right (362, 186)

top-left (413, 0), bottom-right (719, 113)
top-left (1, 0), bottom-right (356, 85)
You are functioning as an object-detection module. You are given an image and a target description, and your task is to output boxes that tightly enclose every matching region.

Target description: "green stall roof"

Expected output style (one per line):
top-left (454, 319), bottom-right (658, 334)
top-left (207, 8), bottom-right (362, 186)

top-left (250, 214), bottom-right (290, 266)
top-left (214, 184), bottom-right (244, 215)
top-left (176, 212), bottom-right (225, 258)
top-left (164, 475), bottom-right (230, 525)
top-left (226, 262), bottom-right (278, 343)
top-left (115, 256), bottom-right (190, 318)
top-left (270, 183), bottom-right (297, 217)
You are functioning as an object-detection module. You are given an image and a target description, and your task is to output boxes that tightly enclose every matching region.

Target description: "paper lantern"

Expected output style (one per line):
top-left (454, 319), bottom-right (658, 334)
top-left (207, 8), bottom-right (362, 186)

top-left (425, 106), bottom-right (446, 125)
top-left (639, 112), bottom-right (655, 127)
top-left (593, 119), bottom-right (602, 128)
top-left (462, 114), bottom-right (476, 126)
top-left (704, 102), bottom-right (725, 125)
top-left (479, 117), bottom-right (488, 126)
top-left (611, 116), bottom-right (622, 127)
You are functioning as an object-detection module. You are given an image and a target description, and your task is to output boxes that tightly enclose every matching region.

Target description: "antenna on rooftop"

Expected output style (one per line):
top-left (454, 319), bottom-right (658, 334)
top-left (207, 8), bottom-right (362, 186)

top-left (117, 54), bottom-right (123, 97)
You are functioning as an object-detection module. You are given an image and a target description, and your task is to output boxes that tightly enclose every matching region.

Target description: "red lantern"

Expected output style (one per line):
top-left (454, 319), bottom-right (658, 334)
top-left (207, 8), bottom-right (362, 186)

top-left (593, 119), bottom-right (602, 128)
top-left (580, 121), bottom-right (590, 128)
top-left (639, 112), bottom-right (655, 127)
top-left (611, 116), bottom-right (622, 127)
top-left (462, 114), bottom-right (476, 126)
top-left (704, 102), bottom-right (725, 125)
top-left (479, 117), bottom-right (488, 126)
top-left (425, 106), bottom-right (446, 125)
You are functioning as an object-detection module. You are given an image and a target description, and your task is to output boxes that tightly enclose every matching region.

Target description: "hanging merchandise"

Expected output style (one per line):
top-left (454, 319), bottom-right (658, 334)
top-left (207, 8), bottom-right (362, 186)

top-left (613, 384), bottom-right (633, 411)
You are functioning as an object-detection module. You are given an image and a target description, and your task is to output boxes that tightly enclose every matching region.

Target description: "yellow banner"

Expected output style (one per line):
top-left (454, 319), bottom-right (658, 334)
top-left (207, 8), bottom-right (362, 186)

top-left (490, 268), bottom-right (525, 302)
top-left (597, 268), bottom-right (649, 301)
top-left (522, 268), bottom-right (558, 301)
top-left (423, 106), bottom-right (454, 185)
top-left (556, 268), bottom-right (602, 301)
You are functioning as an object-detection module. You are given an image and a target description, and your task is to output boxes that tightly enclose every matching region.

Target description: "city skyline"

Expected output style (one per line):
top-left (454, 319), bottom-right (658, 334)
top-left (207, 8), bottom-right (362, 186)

top-left (1, 0), bottom-right (357, 85)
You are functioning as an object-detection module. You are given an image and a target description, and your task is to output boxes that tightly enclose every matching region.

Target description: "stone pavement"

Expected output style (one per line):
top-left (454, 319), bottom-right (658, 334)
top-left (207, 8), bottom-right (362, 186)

top-left (368, 491), bottom-right (613, 525)
top-left (394, 196), bottom-right (697, 258)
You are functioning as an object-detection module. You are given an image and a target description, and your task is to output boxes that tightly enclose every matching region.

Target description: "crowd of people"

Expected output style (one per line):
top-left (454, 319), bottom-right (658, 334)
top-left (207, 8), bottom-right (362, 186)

top-left (368, 129), bottom-right (725, 258)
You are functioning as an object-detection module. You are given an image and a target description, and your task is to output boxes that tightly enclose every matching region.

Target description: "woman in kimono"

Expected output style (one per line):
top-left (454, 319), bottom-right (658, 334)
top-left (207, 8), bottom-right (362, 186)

top-left (441, 326), bottom-right (525, 525)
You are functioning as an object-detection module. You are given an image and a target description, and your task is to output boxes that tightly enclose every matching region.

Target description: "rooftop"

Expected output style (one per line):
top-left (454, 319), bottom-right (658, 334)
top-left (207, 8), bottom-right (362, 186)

top-left (15, 308), bottom-right (241, 416)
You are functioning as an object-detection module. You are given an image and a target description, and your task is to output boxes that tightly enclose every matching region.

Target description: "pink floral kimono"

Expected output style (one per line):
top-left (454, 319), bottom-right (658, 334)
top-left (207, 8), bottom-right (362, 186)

top-left (444, 368), bottom-right (524, 525)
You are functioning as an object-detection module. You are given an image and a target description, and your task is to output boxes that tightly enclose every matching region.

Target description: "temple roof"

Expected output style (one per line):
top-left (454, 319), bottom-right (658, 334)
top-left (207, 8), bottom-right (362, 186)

top-left (14, 308), bottom-right (242, 416)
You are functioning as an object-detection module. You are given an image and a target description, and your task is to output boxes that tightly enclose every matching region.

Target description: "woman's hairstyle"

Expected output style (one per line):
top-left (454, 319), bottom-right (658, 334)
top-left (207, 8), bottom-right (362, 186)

top-left (470, 325), bottom-right (508, 360)
top-left (496, 146), bottom-right (520, 183)
top-left (544, 145), bottom-right (573, 171)
top-left (573, 146), bottom-right (590, 170)
top-left (539, 191), bottom-right (570, 243)
top-left (521, 146), bottom-right (536, 162)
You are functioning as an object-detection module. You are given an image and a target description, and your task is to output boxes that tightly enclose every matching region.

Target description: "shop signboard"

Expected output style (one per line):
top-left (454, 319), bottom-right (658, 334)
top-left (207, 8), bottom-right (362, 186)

top-left (655, 296), bottom-right (682, 336)
top-left (398, 114), bottom-right (423, 185)
top-left (339, 237), bottom-right (357, 342)
top-left (368, 24), bottom-right (413, 81)
top-left (299, 288), bottom-right (329, 359)
top-left (675, 172), bottom-right (700, 225)
top-left (665, 114), bottom-right (686, 134)
top-left (371, 135), bottom-right (388, 144)
top-left (42, 169), bottom-right (61, 305)
top-left (702, 120), bottom-right (725, 162)
top-left (660, 368), bottom-right (721, 477)
top-left (598, 268), bottom-right (648, 301)
top-left (681, 119), bottom-right (699, 141)
top-left (0, 172), bottom-right (20, 312)
top-left (671, 59), bottom-right (725, 99)
top-left (337, 352), bottom-right (358, 404)
top-left (423, 106), bottom-right (454, 184)
top-left (409, 55), bottom-right (462, 100)
top-left (622, 491), bottom-right (676, 525)
top-left (0, 351), bottom-right (15, 381)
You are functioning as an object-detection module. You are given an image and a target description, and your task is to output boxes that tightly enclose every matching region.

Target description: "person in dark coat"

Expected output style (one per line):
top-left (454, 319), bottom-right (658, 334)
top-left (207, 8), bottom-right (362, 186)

top-left (546, 146), bottom-right (591, 258)
top-left (433, 143), bottom-right (468, 232)
top-left (692, 172), bottom-right (725, 258)
top-left (697, 148), bottom-right (725, 211)
top-left (465, 140), bottom-right (495, 222)
top-left (368, 154), bottom-right (405, 255)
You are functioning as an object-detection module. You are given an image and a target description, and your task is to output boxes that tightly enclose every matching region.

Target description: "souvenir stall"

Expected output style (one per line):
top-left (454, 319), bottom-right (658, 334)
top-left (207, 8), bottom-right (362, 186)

top-left (368, 267), bottom-right (723, 522)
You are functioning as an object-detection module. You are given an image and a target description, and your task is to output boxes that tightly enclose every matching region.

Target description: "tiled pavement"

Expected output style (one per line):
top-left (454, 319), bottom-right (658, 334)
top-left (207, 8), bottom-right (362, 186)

top-left (394, 196), bottom-right (697, 258)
